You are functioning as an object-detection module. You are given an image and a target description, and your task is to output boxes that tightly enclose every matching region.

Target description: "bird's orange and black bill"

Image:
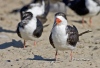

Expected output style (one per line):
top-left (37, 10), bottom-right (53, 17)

top-left (56, 18), bottom-right (62, 25)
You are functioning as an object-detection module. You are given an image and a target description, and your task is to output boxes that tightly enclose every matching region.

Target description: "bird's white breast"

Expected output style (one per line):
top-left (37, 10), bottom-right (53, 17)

top-left (19, 18), bottom-right (37, 40)
top-left (52, 25), bottom-right (74, 50)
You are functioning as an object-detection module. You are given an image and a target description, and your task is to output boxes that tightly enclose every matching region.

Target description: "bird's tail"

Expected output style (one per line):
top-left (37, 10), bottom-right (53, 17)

top-left (79, 30), bottom-right (92, 36)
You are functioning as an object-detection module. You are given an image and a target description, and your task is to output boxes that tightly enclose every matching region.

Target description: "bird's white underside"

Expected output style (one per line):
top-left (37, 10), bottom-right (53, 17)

top-left (52, 17), bottom-right (75, 50)
top-left (19, 18), bottom-right (37, 41)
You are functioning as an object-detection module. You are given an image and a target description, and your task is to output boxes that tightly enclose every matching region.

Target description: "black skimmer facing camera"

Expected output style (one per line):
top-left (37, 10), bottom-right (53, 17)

top-left (49, 12), bottom-right (92, 61)
top-left (62, 0), bottom-right (100, 27)
top-left (20, 0), bottom-right (50, 24)
top-left (16, 12), bottom-right (43, 48)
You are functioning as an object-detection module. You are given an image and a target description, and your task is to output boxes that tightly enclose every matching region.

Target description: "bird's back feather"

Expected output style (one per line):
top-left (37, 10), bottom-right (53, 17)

top-left (66, 25), bottom-right (79, 46)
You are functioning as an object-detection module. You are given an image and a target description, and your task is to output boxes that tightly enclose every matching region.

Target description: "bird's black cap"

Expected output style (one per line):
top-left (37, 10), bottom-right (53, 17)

top-left (55, 12), bottom-right (67, 20)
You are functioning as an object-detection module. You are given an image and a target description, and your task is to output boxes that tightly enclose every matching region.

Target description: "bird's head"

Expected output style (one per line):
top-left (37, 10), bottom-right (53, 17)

top-left (55, 12), bottom-right (68, 25)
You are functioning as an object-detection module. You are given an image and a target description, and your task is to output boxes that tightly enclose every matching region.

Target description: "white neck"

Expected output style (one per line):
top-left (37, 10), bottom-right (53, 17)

top-left (27, 16), bottom-right (36, 26)
top-left (61, 20), bottom-right (68, 25)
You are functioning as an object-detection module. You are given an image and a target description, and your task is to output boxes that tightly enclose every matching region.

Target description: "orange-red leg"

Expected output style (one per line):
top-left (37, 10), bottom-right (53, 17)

top-left (89, 17), bottom-right (92, 27)
top-left (34, 41), bottom-right (36, 46)
top-left (24, 40), bottom-right (26, 48)
top-left (55, 50), bottom-right (58, 61)
top-left (70, 50), bottom-right (73, 61)
top-left (82, 17), bottom-right (85, 27)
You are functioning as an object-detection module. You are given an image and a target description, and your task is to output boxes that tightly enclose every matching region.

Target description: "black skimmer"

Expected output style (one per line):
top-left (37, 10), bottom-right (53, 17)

top-left (16, 12), bottom-right (43, 48)
top-left (49, 12), bottom-right (92, 60)
top-left (20, 0), bottom-right (50, 24)
top-left (62, 0), bottom-right (100, 27)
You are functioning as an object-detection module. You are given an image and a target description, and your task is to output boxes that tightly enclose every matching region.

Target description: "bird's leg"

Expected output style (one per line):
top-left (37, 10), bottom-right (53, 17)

top-left (34, 41), bottom-right (36, 46)
top-left (89, 17), bottom-right (92, 27)
top-left (24, 40), bottom-right (26, 48)
top-left (55, 50), bottom-right (58, 61)
top-left (82, 17), bottom-right (85, 27)
top-left (70, 50), bottom-right (73, 61)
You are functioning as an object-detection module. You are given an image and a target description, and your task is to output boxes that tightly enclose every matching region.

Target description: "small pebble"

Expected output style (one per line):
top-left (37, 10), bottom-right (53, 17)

top-left (90, 63), bottom-right (92, 65)
top-left (82, 58), bottom-right (87, 61)
top-left (8, 50), bottom-right (10, 51)
top-left (94, 42), bottom-right (98, 44)
top-left (76, 59), bottom-right (80, 61)
top-left (16, 59), bottom-right (19, 61)
top-left (7, 60), bottom-right (11, 62)
top-left (91, 36), bottom-right (94, 38)
top-left (87, 59), bottom-right (90, 61)
top-left (97, 29), bottom-right (100, 31)
top-left (50, 61), bottom-right (54, 64)
top-left (89, 46), bottom-right (92, 48)
top-left (0, 17), bottom-right (4, 21)
top-left (93, 46), bottom-right (99, 50)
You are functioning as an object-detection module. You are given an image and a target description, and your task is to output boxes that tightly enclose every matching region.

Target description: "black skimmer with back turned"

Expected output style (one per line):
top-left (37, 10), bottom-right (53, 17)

top-left (49, 12), bottom-right (92, 61)
top-left (16, 12), bottom-right (43, 48)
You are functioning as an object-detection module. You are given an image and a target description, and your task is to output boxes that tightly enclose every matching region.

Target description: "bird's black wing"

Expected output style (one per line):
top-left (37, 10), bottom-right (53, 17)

top-left (44, 0), bottom-right (50, 17)
top-left (66, 25), bottom-right (79, 47)
top-left (33, 19), bottom-right (43, 38)
top-left (16, 23), bottom-right (22, 38)
top-left (49, 32), bottom-right (55, 48)
top-left (68, 0), bottom-right (89, 15)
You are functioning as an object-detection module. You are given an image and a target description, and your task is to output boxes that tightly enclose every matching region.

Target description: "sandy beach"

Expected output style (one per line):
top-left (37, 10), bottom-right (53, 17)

top-left (0, 0), bottom-right (100, 68)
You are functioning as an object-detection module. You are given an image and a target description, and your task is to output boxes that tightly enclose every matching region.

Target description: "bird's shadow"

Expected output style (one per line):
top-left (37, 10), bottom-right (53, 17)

top-left (0, 27), bottom-right (16, 33)
top-left (71, 20), bottom-right (87, 24)
top-left (0, 39), bottom-right (23, 49)
top-left (27, 55), bottom-right (56, 61)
